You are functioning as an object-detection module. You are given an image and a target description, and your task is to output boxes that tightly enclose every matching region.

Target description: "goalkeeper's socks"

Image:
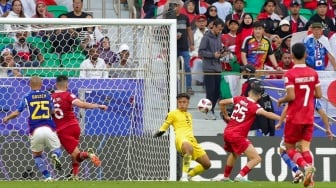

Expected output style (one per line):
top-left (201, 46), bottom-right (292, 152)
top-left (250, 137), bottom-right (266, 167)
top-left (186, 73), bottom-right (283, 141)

top-left (34, 155), bottom-right (50, 178)
top-left (188, 164), bottom-right (205, 177)
top-left (281, 151), bottom-right (299, 173)
top-left (182, 154), bottom-right (192, 173)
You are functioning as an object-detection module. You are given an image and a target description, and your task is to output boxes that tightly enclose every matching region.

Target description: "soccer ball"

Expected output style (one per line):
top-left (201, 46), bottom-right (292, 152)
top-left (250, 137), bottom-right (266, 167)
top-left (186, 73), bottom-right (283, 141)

top-left (197, 98), bottom-right (212, 113)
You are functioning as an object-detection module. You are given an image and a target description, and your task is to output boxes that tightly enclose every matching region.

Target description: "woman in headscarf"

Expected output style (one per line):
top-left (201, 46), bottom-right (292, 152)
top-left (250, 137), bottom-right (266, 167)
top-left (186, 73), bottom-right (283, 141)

top-left (204, 5), bottom-right (219, 27)
top-left (235, 13), bottom-right (254, 64)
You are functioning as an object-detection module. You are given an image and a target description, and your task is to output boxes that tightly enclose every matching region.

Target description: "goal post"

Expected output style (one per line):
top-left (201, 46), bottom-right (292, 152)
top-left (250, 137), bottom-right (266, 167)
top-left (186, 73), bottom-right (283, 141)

top-left (0, 18), bottom-right (177, 181)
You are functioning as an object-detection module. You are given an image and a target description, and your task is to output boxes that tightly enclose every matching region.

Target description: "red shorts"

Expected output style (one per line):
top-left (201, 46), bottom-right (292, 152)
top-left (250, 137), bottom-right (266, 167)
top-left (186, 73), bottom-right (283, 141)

top-left (57, 124), bottom-right (80, 154)
top-left (284, 122), bottom-right (313, 144)
top-left (223, 134), bottom-right (251, 155)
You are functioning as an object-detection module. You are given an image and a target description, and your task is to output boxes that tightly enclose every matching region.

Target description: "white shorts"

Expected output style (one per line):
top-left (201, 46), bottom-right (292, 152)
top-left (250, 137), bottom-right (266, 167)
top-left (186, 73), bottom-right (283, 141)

top-left (29, 126), bottom-right (61, 152)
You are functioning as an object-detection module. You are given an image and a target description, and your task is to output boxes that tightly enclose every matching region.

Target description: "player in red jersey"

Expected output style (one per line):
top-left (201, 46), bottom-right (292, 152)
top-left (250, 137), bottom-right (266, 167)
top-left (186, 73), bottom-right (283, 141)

top-left (277, 43), bottom-right (322, 188)
top-left (219, 80), bottom-right (280, 182)
top-left (52, 75), bottom-right (108, 180)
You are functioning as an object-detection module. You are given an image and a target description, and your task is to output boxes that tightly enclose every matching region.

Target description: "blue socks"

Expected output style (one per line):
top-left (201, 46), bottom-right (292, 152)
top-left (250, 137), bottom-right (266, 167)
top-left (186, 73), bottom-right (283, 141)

top-left (281, 151), bottom-right (299, 173)
top-left (52, 148), bottom-right (62, 158)
top-left (34, 155), bottom-right (50, 178)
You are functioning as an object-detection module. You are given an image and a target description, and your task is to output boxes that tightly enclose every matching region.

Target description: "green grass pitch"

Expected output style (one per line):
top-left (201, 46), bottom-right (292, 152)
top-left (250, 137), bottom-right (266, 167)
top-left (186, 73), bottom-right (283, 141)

top-left (0, 181), bottom-right (336, 188)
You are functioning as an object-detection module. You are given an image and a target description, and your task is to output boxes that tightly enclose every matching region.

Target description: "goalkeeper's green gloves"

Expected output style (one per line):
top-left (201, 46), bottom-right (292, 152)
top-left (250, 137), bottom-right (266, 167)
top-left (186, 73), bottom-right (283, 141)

top-left (153, 131), bottom-right (165, 138)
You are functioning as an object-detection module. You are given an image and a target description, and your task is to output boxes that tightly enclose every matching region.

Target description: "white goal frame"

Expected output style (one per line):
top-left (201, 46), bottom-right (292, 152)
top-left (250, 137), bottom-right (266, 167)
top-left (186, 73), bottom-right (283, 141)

top-left (0, 18), bottom-right (177, 181)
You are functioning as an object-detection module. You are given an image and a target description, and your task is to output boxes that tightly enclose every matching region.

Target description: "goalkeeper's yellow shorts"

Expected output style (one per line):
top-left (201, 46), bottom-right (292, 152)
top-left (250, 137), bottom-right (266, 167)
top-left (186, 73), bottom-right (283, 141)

top-left (175, 136), bottom-right (206, 160)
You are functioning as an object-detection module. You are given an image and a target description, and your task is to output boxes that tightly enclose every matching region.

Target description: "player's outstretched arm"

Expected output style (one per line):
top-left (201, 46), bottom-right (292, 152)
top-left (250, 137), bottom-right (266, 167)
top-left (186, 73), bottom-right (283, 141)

top-left (73, 100), bottom-right (108, 111)
top-left (317, 108), bottom-right (333, 140)
top-left (2, 111), bottom-right (20, 123)
top-left (257, 108), bottom-right (280, 121)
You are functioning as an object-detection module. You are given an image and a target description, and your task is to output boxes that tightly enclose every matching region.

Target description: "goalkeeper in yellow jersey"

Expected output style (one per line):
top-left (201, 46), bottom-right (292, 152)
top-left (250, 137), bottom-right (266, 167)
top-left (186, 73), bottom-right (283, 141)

top-left (154, 93), bottom-right (211, 181)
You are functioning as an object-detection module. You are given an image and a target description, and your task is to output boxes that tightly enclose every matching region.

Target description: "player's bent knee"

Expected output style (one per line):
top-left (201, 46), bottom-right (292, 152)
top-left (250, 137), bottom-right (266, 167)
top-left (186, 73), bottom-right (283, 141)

top-left (202, 160), bottom-right (211, 169)
top-left (255, 155), bottom-right (262, 164)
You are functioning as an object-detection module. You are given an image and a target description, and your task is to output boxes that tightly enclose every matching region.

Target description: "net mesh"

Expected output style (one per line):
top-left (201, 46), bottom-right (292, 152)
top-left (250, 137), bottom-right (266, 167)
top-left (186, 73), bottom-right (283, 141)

top-left (0, 20), bottom-right (174, 180)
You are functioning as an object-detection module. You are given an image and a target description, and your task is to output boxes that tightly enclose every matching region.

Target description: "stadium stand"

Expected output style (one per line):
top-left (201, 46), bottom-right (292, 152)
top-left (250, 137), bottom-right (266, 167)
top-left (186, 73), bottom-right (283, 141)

top-left (47, 5), bottom-right (68, 18)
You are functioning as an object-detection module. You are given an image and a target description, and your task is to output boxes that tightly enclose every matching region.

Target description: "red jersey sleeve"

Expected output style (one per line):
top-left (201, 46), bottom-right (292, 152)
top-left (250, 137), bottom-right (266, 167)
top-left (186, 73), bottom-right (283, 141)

top-left (284, 71), bottom-right (294, 88)
top-left (67, 92), bottom-right (78, 104)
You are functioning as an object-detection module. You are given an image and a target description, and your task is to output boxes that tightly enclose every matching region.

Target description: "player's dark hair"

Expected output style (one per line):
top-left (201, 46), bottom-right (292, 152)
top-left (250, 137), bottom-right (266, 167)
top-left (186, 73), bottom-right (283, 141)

top-left (250, 80), bottom-right (265, 95)
top-left (56, 75), bottom-right (69, 83)
top-left (213, 18), bottom-right (225, 27)
top-left (291, 43), bottom-right (306, 60)
top-left (176, 93), bottom-right (190, 100)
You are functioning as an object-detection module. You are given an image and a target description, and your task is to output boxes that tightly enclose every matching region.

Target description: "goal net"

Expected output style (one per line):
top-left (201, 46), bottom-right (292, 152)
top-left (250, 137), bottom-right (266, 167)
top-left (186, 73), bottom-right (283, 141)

top-left (0, 18), bottom-right (177, 181)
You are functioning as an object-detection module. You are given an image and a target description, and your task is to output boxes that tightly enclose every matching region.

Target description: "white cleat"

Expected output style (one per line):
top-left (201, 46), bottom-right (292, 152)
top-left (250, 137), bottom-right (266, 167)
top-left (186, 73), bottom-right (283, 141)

top-left (44, 177), bottom-right (54, 182)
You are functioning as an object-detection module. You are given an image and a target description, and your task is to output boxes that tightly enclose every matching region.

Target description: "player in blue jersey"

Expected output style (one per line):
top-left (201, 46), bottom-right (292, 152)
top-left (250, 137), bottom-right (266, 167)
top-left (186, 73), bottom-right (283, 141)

top-left (2, 76), bottom-right (62, 181)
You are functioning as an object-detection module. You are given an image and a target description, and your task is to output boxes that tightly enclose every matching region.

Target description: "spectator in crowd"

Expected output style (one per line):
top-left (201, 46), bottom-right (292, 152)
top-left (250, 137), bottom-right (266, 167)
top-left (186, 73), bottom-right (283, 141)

top-left (110, 44), bottom-right (137, 78)
top-left (32, 0), bottom-right (54, 18)
top-left (225, 0), bottom-right (244, 24)
top-left (180, 0), bottom-right (197, 28)
top-left (198, 18), bottom-right (225, 120)
top-left (79, 46), bottom-right (108, 78)
top-left (205, 5), bottom-right (219, 26)
top-left (7, 31), bottom-right (44, 67)
top-left (221, 19), bottom-right (239, 53)
top-left (0, 0), bottom-right (12, 17)
top-left (281, 34), bottom-right (292, 53)
top-left (283, 1), bottom-right (308, 33)
top-left (278, 51), bottom-right (294, 70)
top-left (235, 13), bottom-right (254, 65)
top-left (305, 0), bottom-right (336, 36)
top-left (31, 1), bottom-right (54, 41)
top-left (271, 34), bottom-right (283, 62)
top-left (275, 19), bottom-right (292, 39)
top-left (304, 22), bottom-right (336, 70)
top-left (212, 0), bottom-right (232, 23)
top-left (241, 21), bottom-right (280, 70)
top-left (6, 0), bottom-right (25, 18)
top-left (257, 0), bottom-right (281, 36)
top-left (5, 0), bottom-right (31, 38)
top-left (273, 0), bottom-right (289, 19)
top-left (49, 15), bottom-right (80, 55)
top-left (65, 0), bottom-right (89, 18)
top-left (0, 48), bottom-right (22, 77)
top-left (190, 14), bottom-right (208, 86)
top-left (79, 14), bottom-right (104, 56)
top-left (98, 36), bottom-right (119, 67)
top-left (173, 0), bottom-right (195, 95)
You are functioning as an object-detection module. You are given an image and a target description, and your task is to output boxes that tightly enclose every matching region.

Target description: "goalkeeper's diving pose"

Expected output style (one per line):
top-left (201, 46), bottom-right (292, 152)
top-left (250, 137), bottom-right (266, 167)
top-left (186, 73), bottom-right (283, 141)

top-left (154, 93), bottom-right (211, 181)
